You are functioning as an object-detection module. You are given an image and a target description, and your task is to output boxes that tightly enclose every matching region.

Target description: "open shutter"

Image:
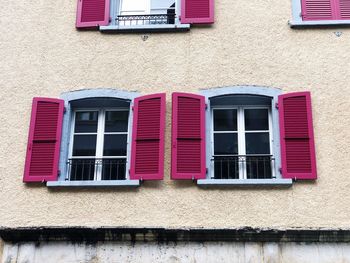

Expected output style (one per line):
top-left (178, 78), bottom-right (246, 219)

top-left (181, 0), bottom-right (214, 24)
top-left (23, 98), bottom-right (64, 182)
top-left (171, 92), bottom-right (206, 180)
top-left (338, 0), bottom-right (350, 19)
top-left (279, 92), bottom-right (317, 180)
top-left (76, 0), bottom-right (110, 28)
top-left (301, 0), bottom-right (336, 20)
top-left (130, 93), bottom-right (166, 180)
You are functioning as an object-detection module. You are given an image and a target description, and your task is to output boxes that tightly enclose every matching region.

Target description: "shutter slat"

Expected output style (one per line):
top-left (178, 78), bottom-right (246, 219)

top-left (130, 93), bottom-right (166, 180)
top-left (171, 92), bottom-right (206, 180)
top-left (181, 0), bottom-right (214, 24)
top-left (278, 92), bottom-right (317, 180)
top-left (76, 0), bottom-right (110, 28)
top-left (23, 98), bottom-right (64, 183)
top-left (339, 0), bottom-right (350, 19)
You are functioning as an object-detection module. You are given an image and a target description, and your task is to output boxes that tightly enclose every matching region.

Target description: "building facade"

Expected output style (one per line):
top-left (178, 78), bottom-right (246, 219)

top-left (1, 0), bottom-right (350, 261)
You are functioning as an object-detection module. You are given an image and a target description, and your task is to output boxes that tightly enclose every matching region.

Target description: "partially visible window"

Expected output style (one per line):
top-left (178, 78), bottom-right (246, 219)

top-left (290, 0), bottom-right (350, 27)
top-left (68, 109), bottom-right (129, 181)
top-left (114, 0), bottom-right (177, 26)
top-left (211, 106), bottom-right (274, 180)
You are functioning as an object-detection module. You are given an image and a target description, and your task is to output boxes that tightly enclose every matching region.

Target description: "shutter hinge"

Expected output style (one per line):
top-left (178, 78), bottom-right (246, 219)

top-left (279, 167), bottom-right (282, 174)
top-left (132, 106), bottom-right (134, 111)
top-left (58, 170), bottom-right (61, 176)
top-left (63, 107), bottom-right (67, 113)
top-left (206, 168), bottom-right (208, 174)
top-left (205, 104), bottom-right (208, 109)
top-left (275, 103), bottom-right (279, 109)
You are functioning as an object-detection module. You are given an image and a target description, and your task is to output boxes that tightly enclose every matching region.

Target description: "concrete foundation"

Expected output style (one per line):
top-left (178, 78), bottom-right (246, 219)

top-left (2, 241), bottom-right (350, 263)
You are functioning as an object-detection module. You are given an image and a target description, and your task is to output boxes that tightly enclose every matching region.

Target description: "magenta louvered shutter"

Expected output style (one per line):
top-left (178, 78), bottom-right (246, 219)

top-left (76, 0), bottom-right (110, 28)
top-left (338, 0), bottom-right (350, 19)
top-left (23, 98), bottom-right (64, 183)
top-left (301, 0), bottom-right (335, 20)
top-left (279, 92), bottom-right (317, 180)
top-left (181, 0), bottom-right (214, 24)
top-left (130, 93), bottom-right (166, 180)
top-left (171, 93), bottom-right (206, 180)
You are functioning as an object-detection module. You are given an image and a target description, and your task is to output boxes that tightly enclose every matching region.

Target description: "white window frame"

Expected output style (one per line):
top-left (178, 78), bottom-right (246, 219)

top-left (210, 106), bottom-right (274, 180)
top-left (290, 0), bottom-right (350, 27)
top-left (68, 107), bottom-right (131, 181)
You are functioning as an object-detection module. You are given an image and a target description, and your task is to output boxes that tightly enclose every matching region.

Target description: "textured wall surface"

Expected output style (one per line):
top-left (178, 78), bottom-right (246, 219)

top-left (4, 241), bottom-right (350, 263)
top-left (1, 0), bottom-right (350, 229)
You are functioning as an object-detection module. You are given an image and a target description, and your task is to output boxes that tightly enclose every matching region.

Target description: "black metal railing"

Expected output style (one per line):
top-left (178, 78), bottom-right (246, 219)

top-left (116, 14), bottom-right (176, 26)
top-left (67, 158), bottom-right (127, 181)
top-left (212, 155), bottom-right (275, 179)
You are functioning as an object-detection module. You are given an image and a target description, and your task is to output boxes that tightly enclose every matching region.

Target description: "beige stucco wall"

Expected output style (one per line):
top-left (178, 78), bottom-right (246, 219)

top-left (1, 0), bottom-right (350, 229)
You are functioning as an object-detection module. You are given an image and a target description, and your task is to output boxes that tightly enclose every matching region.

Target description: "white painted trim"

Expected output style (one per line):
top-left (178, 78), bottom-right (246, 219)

top-left (47, 180), bottom-right (140, 187)
top-left (197, 179), bottom-right (293, 187)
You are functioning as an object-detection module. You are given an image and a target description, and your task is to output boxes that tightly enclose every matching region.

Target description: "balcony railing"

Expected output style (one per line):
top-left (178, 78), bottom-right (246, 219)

top-left (211, 155), bottom-right (275, 179)
top-left (67, 158), bottom-right (127, 181)
top-left (116, 14), bottom-right (176, 26)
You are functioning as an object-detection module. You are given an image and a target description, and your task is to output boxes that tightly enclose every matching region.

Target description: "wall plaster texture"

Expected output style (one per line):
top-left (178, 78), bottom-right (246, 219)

top-left (0, 0), bottom-right (350, 230)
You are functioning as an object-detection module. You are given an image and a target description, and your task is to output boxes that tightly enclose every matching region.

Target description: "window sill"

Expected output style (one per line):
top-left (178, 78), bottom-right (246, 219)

top-left (46, 180), bottom-right (140, 187)
top-left (289, 20), bottom-right (350, 28)
top-left (99, 24), bottom-right (190, 33)
top-left (197, 179), bottom-right (293, 187)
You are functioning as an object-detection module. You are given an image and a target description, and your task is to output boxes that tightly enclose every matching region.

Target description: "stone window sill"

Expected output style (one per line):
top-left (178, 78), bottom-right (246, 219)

top-left (100, 24), bottom-right (190, 33)
top-left (197, 179), bottom-right (293, 187)
top-left (46, 180), bottom-right (140, 187)
top-left (289, 20), bottom-right (350, 28)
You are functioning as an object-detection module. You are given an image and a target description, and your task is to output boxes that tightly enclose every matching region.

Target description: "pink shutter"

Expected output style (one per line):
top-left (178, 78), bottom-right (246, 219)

top-left (23, 98), bottom-right (64, 183)
top-left (337, 0), bottom-right (350, 19)
top-left (181, 0), bottom-right (214, 24)
top-left (279, 92), bottom-right (317, 180)
top-left (171, 93), bottom-right (206, 180)
top-left (130, 93), bottom-right (166, 180)
top-left (76, 0), bottom-right (110, 28)
top-left (301, 0), bottom-right (336, 20)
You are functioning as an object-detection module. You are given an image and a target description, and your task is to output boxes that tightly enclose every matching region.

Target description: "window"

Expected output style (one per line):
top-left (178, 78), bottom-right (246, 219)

top-left (290, 0), bottom-right (350, 27)
top-left (23, 90), bottom-right (166, 186)
top-left (212, 107), bottom-right (274, 180)
top-left (76, 0), bottom-right (214, 31)
top-left (171, 87), bottom-right (317, 185)
top-left (68, 109), bottom-right (129, 181)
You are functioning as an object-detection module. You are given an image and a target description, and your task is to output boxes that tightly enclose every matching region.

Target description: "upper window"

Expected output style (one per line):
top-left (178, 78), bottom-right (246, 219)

top-left (290, 0), bottom-right (350, 27)
top-left (69, 109), bottom-right (129, 181)
top-left (212, 107), bottom-right (274, 180)
top-left (23, 90), bottom-right (166, 186)
top-left (171, 88), bottom-right (317, 185)
top-left (76, 0), bottom-right (214, 31)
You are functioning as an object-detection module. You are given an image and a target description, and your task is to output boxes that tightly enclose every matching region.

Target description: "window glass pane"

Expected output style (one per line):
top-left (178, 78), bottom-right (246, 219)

top-left (72, 135), bottom-right (97, 156)
top-left (74, 111), bottom-right (98, 133)
top-left (102, 158), bottom-right (126, 180)
top-left (103, 135), bottom-right (127, 156)
top-left (69, 159), bottom-right (95, 181)
top-left (246, 156), bottom-right (272, 179)
top-left (244, 109), bottom-right (269, 131)
top-left (245, 132), bottom-right (270, 154)
top-left (214, 109), bottom-right (237, 131)
top-left (105, 111), bottom-right (129, 132)
top-left (214, 156), bottom-right (239, 179)
top-left (214, 133), bottom-right (238, 155)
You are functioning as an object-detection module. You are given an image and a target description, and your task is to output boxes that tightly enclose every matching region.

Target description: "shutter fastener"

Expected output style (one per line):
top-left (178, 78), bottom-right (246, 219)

top-left (275, 103), bottom-right (279, 109)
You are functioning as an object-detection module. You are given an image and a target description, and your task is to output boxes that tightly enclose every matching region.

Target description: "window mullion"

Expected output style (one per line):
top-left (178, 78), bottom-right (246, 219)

top-left (237, 108), bottom-right (246, 179)
top-left (95, 109), bottom-right (105, 181)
